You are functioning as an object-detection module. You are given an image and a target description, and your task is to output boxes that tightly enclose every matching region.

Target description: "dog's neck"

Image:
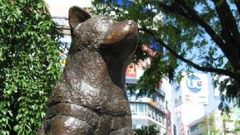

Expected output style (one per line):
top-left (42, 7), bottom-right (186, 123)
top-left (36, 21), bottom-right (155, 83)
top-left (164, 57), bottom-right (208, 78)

top-left (63, 50), bottom-right (109, 88)
top-left (64, 48), bottom-right (126, 94)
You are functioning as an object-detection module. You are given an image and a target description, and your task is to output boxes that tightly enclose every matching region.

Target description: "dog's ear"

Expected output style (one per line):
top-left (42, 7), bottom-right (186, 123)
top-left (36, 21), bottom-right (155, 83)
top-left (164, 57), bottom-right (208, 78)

top-left (69, 6), bottom-right (91, 32)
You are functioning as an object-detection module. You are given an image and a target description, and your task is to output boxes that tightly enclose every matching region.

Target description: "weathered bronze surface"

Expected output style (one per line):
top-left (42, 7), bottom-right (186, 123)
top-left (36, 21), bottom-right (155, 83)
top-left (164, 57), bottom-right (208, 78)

top-left (38, 6), bottom-right (138, 135)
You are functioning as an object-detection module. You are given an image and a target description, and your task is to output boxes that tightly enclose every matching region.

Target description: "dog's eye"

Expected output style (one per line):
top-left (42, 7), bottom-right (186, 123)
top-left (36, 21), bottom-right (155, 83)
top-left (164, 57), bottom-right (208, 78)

top-left (101, 18), bottom-right (114, 24)
top-left (108, 20), bottom-right (114, 24)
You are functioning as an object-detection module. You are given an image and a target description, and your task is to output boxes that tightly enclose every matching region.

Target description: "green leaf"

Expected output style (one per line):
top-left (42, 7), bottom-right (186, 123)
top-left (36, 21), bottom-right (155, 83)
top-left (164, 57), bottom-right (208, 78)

top-left (0, 0), bottom-right (62, 134)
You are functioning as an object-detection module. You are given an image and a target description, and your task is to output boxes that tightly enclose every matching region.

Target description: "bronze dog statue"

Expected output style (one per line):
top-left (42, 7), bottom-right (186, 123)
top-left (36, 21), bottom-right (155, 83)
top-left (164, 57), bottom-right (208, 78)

top-left (38, 6), bottom-right (138, 135)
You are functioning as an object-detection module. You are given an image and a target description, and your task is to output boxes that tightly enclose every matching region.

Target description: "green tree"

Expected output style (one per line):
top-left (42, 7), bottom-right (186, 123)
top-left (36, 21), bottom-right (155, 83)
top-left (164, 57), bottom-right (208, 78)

top-left (134, 125), bottom-right (160, 135)
top-left (235, 120), bottom-right (240, 133)
top-left (199, 114), bottom-right (220, 135)
top-left (198, 108), bottom-right (240, 134)
top-left (0, 1), bottom-right (61, 134)
top-left (93, 0), bottom-right (240, 109)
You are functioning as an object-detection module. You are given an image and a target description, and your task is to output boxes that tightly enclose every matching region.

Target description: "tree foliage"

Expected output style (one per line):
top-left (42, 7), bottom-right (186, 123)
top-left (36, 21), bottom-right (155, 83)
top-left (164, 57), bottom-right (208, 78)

top-left (199, 114), bottom-right (220, 134)
top-left (0, 0), bottom-right (61, 134)
top-left (199, 108), bottom-right (240, 134)
top-left (133, 125), bottom-right (160, 135)
top-left (93, 0), bottom-right (240, 111)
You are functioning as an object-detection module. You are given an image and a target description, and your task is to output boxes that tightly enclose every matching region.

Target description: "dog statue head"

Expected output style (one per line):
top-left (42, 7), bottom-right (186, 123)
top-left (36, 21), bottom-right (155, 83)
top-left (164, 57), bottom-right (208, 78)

top-left (68, 6), bottom-right (138, 90)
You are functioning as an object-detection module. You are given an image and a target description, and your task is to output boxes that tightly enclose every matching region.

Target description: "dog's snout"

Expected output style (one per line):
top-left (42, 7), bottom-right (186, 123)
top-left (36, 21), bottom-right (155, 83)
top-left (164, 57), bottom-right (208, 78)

top-left (126, 20), bottom-right (138, 34)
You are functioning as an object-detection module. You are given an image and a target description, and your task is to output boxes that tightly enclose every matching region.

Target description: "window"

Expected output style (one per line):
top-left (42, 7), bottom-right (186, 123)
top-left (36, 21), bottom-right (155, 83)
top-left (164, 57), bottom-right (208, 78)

top-left (132, 124), bottom-right (136, 129)
top-left (190, 124), bottom-right (199, 132)
top-left (152, 95), bottom-right (157, 102)
top-left (130, 103), bottom-right (136, 112)
top-left (138, 104), bottom-right (144, 112)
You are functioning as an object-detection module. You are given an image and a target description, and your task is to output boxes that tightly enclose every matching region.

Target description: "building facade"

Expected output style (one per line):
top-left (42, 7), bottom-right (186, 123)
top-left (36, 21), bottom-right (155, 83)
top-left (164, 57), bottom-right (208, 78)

top-left (171, 73), bottom-right (215, 135)
top-left (188, 108), bottom-right (240, 135)
top-left (127, 91), bottom-right (166, 134)
top-left (125, 60), bottom-right (167, 135)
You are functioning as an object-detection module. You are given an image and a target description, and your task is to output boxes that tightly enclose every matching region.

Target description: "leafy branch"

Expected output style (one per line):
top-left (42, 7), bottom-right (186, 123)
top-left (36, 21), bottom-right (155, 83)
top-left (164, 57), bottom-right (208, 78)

top-left (140, 27), bottom-right (236, 79)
